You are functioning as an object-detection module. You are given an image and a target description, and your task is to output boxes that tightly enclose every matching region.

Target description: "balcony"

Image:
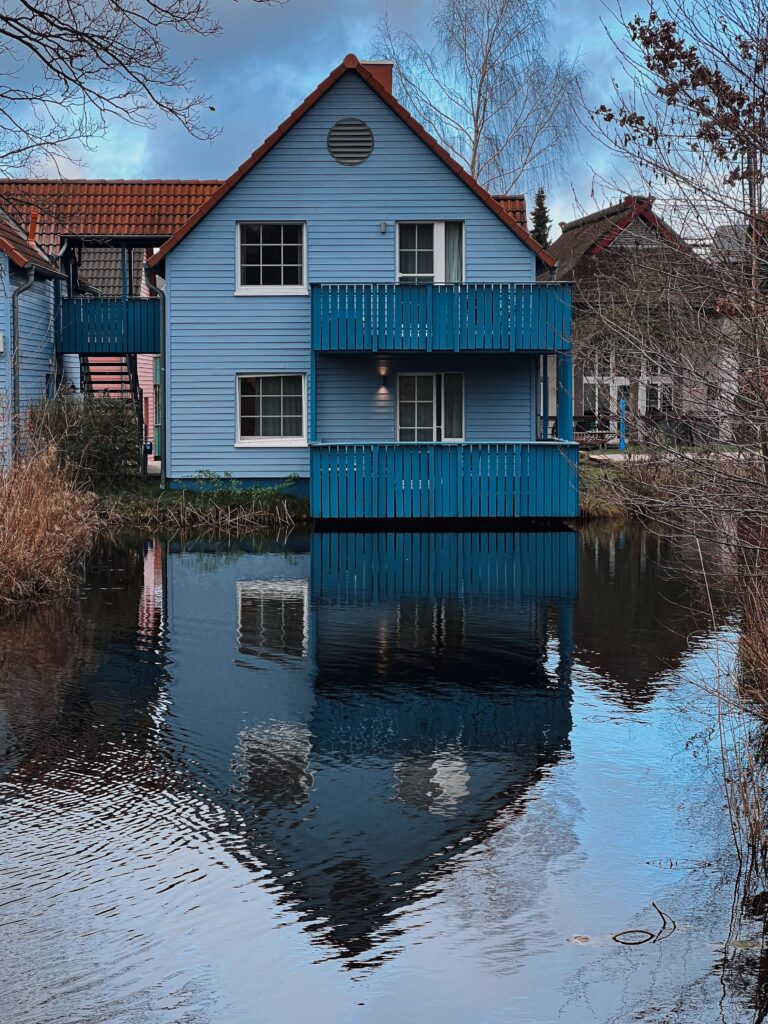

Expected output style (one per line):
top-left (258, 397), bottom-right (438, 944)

top-left (56, 296), bottom-right (161, 354)
top-left (311, 282), bottom-right (571, 354)
top-left (310, 442), bottom-right (579, 520)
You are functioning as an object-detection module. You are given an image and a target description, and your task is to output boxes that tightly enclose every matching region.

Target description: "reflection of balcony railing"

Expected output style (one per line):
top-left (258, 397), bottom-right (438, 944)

top-left (310, 442), bottom-right (579, 519)
top-left (311, 283), bottom-right (571, 353)
top-left (56, 297), bottom-right (161, 354)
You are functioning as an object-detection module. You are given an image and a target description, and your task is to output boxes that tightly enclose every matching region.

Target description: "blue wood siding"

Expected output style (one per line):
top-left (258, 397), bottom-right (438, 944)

top-left (164, 71), bottom-right (537, 480)
top-left (315, 354), bottom-right (535, 444)
top-left (310, 442), bottom-right (580, 519)
top-left (0, 257), bottom-right (10, 461)
top-left (14, 270), bottom-right (56, 421)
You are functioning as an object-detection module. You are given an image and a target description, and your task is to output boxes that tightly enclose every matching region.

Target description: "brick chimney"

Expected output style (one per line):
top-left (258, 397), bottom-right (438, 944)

top-left (361, 60), bottom-right (394, 93)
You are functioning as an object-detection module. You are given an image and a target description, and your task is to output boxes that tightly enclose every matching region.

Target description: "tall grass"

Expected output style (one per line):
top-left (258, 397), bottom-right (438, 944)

top-left (0, 447), bottom-right (101, 609)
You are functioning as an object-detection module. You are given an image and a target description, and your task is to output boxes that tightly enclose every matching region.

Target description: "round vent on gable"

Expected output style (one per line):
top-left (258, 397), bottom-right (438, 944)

top-left (327, 117), bottom-right (374, 166)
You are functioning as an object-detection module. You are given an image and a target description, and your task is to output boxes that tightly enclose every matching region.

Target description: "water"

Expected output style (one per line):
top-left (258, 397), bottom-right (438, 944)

top-left (0, 526), bottom-right (756, 1023)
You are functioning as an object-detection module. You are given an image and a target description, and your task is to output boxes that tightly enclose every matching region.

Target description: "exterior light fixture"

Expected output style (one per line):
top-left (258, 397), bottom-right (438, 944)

top-left (379, 368), bottom-right (388, 389)
top-left (379, 221), bottom-right (387, 234)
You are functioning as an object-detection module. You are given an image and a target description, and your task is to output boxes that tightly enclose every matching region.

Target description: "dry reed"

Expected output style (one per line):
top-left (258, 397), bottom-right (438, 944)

top-left (0, 447), bottom-right (102, 608)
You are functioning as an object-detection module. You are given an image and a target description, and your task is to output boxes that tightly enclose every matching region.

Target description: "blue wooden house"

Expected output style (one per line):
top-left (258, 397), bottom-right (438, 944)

top-left (1, 55), bottom-right (577, 518)
top-left (145, 55), bottom-right (578, 519)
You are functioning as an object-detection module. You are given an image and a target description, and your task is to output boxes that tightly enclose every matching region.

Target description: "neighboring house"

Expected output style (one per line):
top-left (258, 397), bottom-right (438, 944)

top-left (546, 195), bottom-right (733, 445)
top-left (143, 54), bottom-right (576, 519)
top-left (0, 178), bottom-right (220, 461)
top-left (0, 210), bottom-right (77, 462)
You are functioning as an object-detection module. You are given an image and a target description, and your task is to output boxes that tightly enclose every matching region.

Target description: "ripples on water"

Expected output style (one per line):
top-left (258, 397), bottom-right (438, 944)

top-left (0, 527), bottom-right (755, 1023)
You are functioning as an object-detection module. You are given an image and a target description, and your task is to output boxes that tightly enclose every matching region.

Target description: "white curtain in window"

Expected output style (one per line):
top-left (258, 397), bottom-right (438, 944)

top-left (445, 223), bottom-right (463, 284)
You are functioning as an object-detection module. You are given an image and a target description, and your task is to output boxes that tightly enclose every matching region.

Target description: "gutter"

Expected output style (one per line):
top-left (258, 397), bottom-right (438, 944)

top-left (143, 265), bottom-right (167, 489)
top-left (11, 266), bottom-right (36, 458)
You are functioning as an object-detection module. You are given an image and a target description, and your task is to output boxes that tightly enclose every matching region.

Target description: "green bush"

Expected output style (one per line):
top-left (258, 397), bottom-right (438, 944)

top-left (30, 394), bottom-right (140, 489)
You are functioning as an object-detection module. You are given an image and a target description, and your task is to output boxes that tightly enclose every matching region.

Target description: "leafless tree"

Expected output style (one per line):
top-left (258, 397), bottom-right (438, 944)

top-left (583, 0), bottom-right (768, 916)
top-left (0, 0), bottom-right (278, 175)
top-left (375, 0), bottom-right (583, 194)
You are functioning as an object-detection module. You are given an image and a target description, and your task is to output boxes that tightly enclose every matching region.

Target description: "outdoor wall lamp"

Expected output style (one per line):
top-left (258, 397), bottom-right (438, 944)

top-left (379, 367), bottom-right (388, 389)
top-left (380, 221), bottom-right (387, 234)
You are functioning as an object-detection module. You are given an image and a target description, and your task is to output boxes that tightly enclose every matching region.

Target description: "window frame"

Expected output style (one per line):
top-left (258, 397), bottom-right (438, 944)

top-left (235, 372), bottom-right (308, 448)
top-left (396, 371), bottom-right (465, 443)
top-left (235, 221), bottom-right (308, 296)
top-left (395, 221), bottom-right (465, 285)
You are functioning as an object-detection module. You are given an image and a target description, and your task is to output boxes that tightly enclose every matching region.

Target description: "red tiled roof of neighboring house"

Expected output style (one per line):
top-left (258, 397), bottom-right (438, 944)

top-left (0, 208), bottom-right (59, 274)
top-left (546, 196), bottom-right (684, 281)
top-left (491, 195), bottom-right (527, 228)
top-left (0, 179), bottom-right (221, 253)
top-left (149, 55), bottom-right (553, 269)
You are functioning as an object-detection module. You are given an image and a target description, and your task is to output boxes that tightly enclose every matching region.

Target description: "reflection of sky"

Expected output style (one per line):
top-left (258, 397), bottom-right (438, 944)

top-left (0, 629), bottom-right (741, 1024)
top-left (59, 0), bottom-right (630, 226)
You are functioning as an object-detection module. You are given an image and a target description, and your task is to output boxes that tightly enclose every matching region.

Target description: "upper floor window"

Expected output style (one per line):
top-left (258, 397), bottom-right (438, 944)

top-left (397, 222), bottom-right (464, 284)
top-left (237, 222), bottom-right (306, 294)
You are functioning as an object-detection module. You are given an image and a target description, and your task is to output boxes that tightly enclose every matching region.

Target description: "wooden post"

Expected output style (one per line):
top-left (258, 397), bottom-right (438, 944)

top-left (556, 352), bottom-right (574, 442)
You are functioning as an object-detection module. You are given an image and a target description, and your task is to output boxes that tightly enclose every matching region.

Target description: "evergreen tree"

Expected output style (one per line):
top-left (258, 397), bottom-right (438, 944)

top-left (531, 187), bottom-right (551, 249)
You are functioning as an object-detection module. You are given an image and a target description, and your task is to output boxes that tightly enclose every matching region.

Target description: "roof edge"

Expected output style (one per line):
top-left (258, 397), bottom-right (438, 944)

top-left (148, 54), bottom-right (553, 269)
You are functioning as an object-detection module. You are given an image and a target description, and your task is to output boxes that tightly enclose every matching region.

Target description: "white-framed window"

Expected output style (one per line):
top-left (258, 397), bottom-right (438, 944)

top-left (397, 221), bottom-right (464, 284)
top-left (236, 373), bottom-right (307, 447)
top-left (397, 372), bottom-right (464, 442)
top-left (237, 580), bottom-right (309, 660)
top-left (236, 222), bottom-right (306, 295)
top-left (639, 352), bottom-right (674, 416)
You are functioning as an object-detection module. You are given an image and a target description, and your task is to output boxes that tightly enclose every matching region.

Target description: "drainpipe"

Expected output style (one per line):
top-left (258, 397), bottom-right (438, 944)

top-left (144, 265), bottom-right (167, 489)
top-left (11, 266), bottom-right (36, 459)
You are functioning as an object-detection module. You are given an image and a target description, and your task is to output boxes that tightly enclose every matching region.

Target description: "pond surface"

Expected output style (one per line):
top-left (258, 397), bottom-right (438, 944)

top-left (0, 526), bottom-right (758, 1023)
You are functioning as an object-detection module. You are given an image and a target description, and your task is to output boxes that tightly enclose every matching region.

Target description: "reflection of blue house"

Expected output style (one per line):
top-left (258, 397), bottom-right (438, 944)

top-left (162, 529), bottom-right (577, 958)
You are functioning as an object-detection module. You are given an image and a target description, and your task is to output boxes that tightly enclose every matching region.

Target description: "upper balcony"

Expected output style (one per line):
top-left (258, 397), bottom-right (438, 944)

top-left (56, 296), bottom-right (161, 355)
top-left (311, 282), bottom-right (571, 355)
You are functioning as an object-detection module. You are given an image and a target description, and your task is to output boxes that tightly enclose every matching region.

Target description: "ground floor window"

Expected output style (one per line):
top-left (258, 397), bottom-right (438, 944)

top-left (397, 372), bottom-right (464, 442)
top-left (237, 373), bottom-right (305, 445)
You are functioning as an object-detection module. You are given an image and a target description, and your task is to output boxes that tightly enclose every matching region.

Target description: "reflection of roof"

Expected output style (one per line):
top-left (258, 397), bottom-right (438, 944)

top-left (547, 195), bottom-right (683, 281)
top-left (0, 208), bottom-right (57, 273)
top-left (0, 179), bottom-right (221, 252)
top-left (149, 55), bottom-right (553, 269)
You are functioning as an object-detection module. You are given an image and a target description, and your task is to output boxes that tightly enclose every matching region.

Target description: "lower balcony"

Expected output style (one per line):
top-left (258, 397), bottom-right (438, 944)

top-left (310, 442), bottom-right (579, 520)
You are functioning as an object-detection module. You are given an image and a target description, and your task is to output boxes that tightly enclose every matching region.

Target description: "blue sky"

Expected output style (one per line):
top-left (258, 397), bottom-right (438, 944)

top-left (64, 0), bottom-right (639, 229)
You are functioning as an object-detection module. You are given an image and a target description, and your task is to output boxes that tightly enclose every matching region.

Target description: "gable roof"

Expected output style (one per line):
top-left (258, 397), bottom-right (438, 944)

top-left (0, 179), bottom-right (221, 253)
top-left (547, 196), bottom-right (683, 281)
top-left (0, 208), bottom-right (59, 274)
top-left (148, 54), bottom-right (552, 270)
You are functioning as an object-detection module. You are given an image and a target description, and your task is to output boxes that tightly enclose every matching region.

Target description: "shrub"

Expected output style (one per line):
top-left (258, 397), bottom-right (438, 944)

top-left (30, 394), bottom-right (140, 489)
top-left (0, 447), bottom-right (101, 608)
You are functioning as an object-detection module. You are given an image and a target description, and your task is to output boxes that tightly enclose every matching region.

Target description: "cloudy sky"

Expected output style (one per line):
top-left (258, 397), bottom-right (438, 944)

top-left (64, 0), bottom-right (638, 230)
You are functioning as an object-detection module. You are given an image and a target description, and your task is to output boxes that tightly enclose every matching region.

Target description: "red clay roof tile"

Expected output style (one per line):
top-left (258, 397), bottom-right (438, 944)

top-left (0, 179), bottom-right (221, 254)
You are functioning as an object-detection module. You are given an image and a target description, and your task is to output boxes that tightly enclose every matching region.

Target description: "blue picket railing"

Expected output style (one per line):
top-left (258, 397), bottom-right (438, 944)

top-left (310, 442), bottom-right (580, 519)
top-left (311, 283), bottom-right (571, 353)
top-left (310, 530), bottom-right (579, 603)
top-left (56, 297), bottom-right (161, 354)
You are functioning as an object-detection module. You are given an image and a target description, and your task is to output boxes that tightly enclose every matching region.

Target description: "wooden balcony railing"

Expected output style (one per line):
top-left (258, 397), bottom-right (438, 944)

top-left (311, 283), bottom-right (571, 354)
top-left (310, 442), bottom-right (579, 519)
top-left (56, 297), bottom-right (161, 354)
